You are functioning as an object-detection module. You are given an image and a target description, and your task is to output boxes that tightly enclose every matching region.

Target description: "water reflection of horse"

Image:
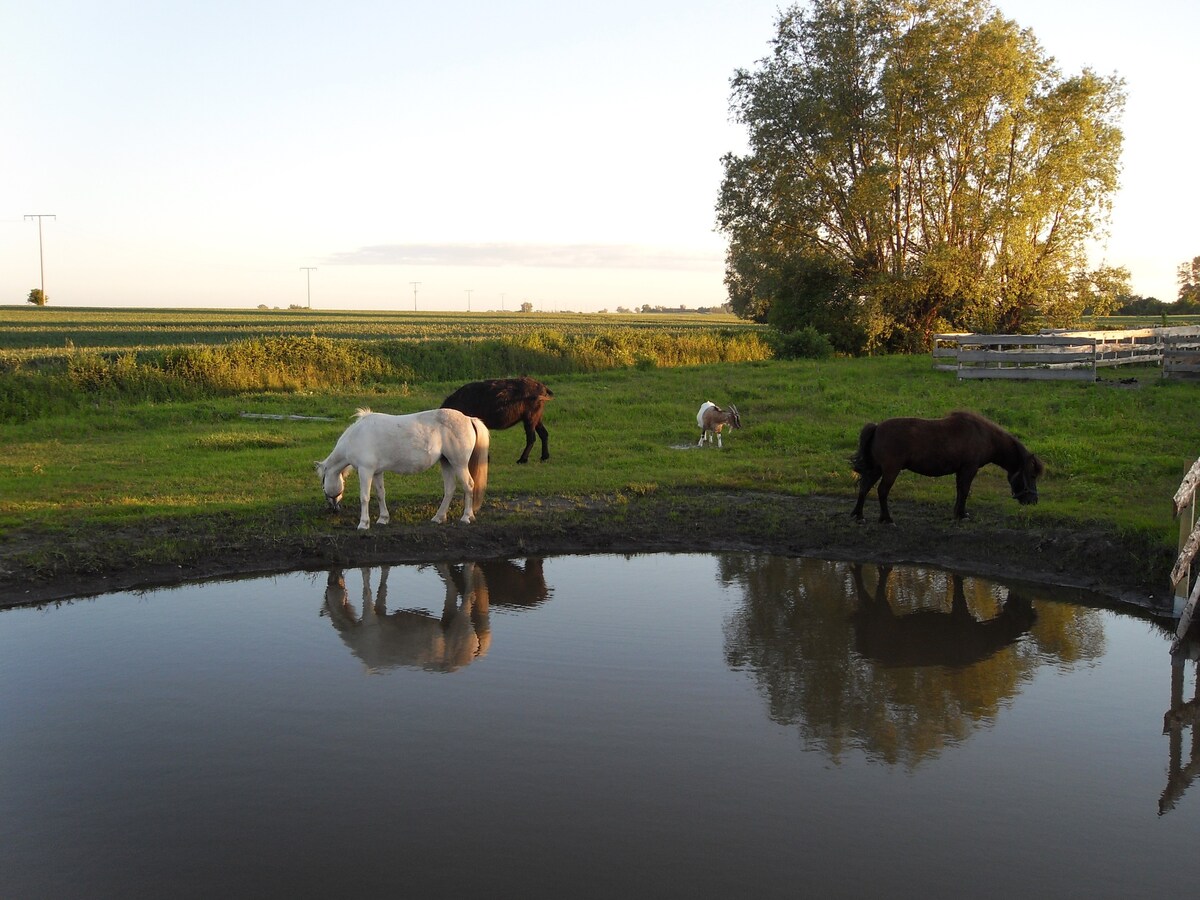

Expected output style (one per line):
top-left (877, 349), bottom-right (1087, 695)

top-left (322, 559), bottom-right (552, 674)
top-left (850, 564), bottom-right (1037, 669)
top-left (323, 564), bottom-right (492, 674)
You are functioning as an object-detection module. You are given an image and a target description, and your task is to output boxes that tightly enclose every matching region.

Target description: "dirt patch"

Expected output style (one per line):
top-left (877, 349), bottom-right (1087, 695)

top-left (0, 490), bottom-right (1176, 617)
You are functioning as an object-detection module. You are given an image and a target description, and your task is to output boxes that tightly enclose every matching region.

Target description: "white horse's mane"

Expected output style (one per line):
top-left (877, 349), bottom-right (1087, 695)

top-left (354, 407), bottom-right (372, 419)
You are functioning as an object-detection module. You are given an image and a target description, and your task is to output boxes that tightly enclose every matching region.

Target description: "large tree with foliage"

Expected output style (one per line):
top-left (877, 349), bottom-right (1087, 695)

top-left (717, 0), bottom-right (1127, 352)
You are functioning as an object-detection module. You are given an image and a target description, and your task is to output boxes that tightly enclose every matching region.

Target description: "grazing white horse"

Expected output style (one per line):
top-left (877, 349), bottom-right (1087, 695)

top-left (697, 400), bottom-right (741, 449)
top-left (316, 407), bottom-right (489, 530)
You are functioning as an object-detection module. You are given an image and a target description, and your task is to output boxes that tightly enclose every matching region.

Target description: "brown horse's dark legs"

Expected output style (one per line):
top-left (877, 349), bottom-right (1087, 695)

top-left (852, 470), bottom-right (882, 521)
top-left (954, 469), bottom-right (978, 519)
top-left (876, 470), bottom-right (898, 523)
top-left (536, 422), bottom-right (549, 461)
top-left (517, 421), bottom-right (536, 464)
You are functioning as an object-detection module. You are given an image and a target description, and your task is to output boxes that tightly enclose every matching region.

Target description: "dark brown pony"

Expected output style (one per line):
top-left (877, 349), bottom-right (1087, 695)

top-left (850, 410), bottom-right (1043, 523)
top-left (441, 376), bottom-right (553, 464)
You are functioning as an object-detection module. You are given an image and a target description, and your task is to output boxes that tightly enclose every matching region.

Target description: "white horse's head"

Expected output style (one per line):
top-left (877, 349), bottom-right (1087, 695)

top-left (315, 461), bottom-right (349, 511)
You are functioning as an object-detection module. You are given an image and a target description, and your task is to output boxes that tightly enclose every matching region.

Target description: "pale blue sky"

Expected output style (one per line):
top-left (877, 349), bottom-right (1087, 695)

top-left (2, 1), bottom-right (1196, 311)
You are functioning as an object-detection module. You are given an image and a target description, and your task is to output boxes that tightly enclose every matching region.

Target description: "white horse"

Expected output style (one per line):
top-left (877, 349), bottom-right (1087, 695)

top-left (697, 400), bottom-right (741, 448)
top-left (316, 407), bottom-right (489, 530)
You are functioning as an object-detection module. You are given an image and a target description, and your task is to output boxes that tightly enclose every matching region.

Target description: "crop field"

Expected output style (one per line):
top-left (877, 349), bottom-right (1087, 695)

top-left (0, 306), bottom-right (760, 353)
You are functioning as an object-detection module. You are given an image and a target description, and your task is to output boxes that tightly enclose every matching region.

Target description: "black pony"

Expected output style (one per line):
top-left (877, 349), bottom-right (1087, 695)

top-left (850, 410), bottom-right (1043, 523)
top-left (441, 376), bottom-right (554, 464)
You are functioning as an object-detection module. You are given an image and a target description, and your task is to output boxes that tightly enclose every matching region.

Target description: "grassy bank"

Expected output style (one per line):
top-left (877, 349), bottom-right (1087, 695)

top-left (1, 351), bottom-right (1194, 609)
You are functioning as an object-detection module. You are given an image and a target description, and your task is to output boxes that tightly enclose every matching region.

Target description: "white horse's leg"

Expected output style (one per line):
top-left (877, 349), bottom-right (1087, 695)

top-left (357, 469), bottom-right (374, 529)
top-left (458, 466), bottom-right (476, 524)
top-left (432, 461), bottom-right (455, 523)
top-left (374, 474), bottom-right (389, 526)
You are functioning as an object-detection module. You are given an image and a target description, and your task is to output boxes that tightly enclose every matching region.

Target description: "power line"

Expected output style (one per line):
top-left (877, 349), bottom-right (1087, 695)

top-left (299, 267), bottom-right (317, 308)
top-left (24, 214), bottom-right (56, 302)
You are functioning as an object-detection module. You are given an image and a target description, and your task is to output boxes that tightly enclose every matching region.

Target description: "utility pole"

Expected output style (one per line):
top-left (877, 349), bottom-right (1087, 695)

top-left (24, 214), bottom-right (56, 302)
top-left (410, 281), bottom-right (421, 311)
top-left (466, 289), bottom-right (473, 312)
top-left (300, 267), bottom-right (317, 308)
top-left (501, 293), bottom-right (506, 311)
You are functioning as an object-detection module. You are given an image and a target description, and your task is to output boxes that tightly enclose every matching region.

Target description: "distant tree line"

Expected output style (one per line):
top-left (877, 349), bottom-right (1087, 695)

top-left (1111, 255), bottom-right (1200, 315)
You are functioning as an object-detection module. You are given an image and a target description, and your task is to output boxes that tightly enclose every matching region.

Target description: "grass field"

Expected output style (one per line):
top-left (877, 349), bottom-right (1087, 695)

top-left (0, 307), bottom-right (1195, 606)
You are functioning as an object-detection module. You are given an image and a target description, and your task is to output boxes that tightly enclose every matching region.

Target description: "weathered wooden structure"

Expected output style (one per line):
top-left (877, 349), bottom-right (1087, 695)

top-left (933, 326), bottom-right (1200, 381)
top-left (1171, 458), bottom-right (1200, 641)
top-left (1163, 330), bottom-right (1200, 379)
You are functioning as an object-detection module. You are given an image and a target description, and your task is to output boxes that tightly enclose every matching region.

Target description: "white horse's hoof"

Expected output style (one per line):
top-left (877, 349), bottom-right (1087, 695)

top-left (376, 517), bottom-right (389, 526)
top-left (431, 514), bottom-right (446, 524)
top-left (357, 523), bottom-right (370, 530)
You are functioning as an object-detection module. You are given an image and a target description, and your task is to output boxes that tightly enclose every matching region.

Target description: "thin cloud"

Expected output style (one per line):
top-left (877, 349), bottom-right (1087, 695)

top-left (325, 242), bottom-right (721, 271)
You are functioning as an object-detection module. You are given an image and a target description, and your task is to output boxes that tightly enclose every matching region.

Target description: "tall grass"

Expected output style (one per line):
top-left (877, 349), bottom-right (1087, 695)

top-left (0, 328), bottom-right (771, 422)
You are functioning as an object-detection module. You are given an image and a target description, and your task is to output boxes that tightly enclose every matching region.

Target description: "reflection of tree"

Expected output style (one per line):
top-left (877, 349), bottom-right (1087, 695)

top-left (720, 555), bottom-right (1105, 769)
top-left (321, 559), bottom-right (552, 674)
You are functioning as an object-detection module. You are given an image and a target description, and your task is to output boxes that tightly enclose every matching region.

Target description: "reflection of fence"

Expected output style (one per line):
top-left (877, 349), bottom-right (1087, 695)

top-left (933, 327), bottom-right (1200, 380)
top-left (1171, 458), bottom-right (1200, 640)
top-left (1162, 637), bottom-right (1200, 815)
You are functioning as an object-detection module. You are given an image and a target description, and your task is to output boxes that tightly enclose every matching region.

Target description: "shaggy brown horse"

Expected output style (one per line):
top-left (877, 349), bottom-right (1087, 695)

top-left (850, 410), bottom-right (1043, 523)
top-left (441, 376), bottom-right (553, 464)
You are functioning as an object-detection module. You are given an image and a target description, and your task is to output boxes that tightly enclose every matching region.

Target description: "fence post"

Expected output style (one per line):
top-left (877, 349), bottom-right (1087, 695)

top-left (1178, 494), bottom-right (1196, 618)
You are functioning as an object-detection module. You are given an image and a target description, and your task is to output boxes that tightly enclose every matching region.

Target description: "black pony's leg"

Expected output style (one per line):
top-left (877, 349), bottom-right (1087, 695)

top-left (517, 420), bottom-right (536, 464)
top-left (535, 422), bottom-right (549, 461)
top-left (876, 469), bottom-right (899, 524)
top-left (953, 468), bottom-right (977, 519)
top-left (852, 468), bottom-right (882, 520)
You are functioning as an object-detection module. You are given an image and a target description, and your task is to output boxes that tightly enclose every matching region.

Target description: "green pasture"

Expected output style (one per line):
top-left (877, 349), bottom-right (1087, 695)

top-left (1, 350), bottom-right (1194, 572)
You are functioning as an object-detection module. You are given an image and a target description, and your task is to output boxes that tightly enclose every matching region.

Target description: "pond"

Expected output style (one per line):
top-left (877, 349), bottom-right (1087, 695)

top-left (2, 554), bottom-right (1198, 898)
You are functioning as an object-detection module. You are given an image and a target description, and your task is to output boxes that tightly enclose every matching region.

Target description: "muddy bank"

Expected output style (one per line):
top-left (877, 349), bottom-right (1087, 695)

top-left (0, 491), bottom-right (1175, 617)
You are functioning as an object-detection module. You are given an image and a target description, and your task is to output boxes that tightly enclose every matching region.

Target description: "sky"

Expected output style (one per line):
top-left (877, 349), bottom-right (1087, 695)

top-left (2, 0), bottom-right (1197, 313)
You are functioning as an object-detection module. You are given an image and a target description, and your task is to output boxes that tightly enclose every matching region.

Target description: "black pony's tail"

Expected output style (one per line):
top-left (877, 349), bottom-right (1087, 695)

top-left (851, 423), bottom-right (877, 475)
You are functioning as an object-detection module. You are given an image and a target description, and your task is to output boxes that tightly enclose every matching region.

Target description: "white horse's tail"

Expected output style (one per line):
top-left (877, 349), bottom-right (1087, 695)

top-left (469, 417), bottom-right (490, 511)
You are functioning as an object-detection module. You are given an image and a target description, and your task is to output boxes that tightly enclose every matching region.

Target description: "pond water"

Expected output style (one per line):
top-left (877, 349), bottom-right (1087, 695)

top-left (2, 554), bottom-right (1198, 898)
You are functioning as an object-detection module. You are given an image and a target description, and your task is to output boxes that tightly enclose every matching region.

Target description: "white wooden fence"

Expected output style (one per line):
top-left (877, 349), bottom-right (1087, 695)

top-left (1171, 458), bottom-right (1200, 641)
top-left (1164, 331), bottom-right (1200, 379)
top-left (933, 326), bottom-right (1200, 381)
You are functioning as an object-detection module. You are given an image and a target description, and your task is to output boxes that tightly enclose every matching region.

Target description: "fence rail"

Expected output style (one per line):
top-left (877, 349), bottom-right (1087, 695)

top-left (1164, 332), bottom-right (1200, 379)
top-left (933, 327), bottom-right (1200, 381)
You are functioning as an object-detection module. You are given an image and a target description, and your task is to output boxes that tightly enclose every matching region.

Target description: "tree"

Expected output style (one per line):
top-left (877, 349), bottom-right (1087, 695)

top-left (27, 288), bottom-right (47, 306)
top-left (717, 0), bottom-right (1126, 352)
top-left (1179, 256), bottom-right (1200, 305)
top-left (519, 301), bottom-right (534, 313)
